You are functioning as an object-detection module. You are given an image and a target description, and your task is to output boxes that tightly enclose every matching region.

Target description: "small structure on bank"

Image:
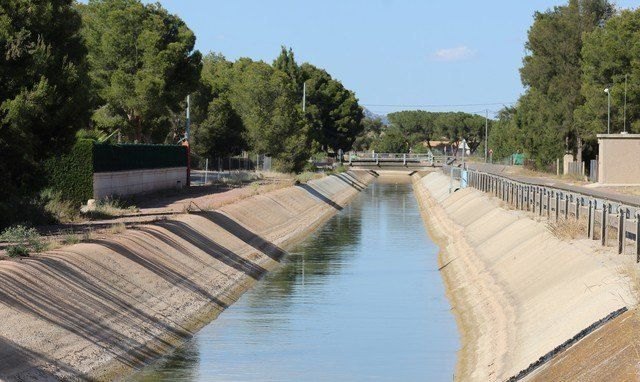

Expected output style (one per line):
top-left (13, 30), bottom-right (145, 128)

top-left (47, 140), bottom-right (188, 205)
top-left (597, 133), bottom-right (640, 185)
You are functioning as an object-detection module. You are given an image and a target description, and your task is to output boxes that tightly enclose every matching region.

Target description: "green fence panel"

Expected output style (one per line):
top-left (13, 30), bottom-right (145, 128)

top-left (93, 143), bottom-right (187, 173)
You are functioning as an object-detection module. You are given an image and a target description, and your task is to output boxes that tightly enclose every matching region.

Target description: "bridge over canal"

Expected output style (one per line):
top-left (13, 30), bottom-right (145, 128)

top-left (346, 152), bottom-right (456, 170)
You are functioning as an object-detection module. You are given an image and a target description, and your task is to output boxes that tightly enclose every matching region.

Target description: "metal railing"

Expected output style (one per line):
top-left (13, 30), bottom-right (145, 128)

top-left (443, 166), bottom-right (640, 262)
top-left (347, 152), bottom-right (456, 166)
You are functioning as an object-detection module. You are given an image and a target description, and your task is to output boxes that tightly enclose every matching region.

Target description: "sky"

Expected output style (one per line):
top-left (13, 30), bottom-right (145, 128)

top-left (138, 0), bottom-right (640, 117)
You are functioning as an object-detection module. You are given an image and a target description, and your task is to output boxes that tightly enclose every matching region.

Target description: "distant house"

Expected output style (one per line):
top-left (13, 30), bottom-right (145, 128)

top-left (421, 140), bottom-right (470, 156)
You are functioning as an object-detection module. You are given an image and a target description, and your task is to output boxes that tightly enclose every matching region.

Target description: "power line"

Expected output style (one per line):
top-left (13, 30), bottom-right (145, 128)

top-left (361, 101), bottom-right (516, 108)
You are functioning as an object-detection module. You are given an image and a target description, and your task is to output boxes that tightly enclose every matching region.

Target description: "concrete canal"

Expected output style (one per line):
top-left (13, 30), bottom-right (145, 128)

top-left (129, 176), bottom-right (459, 381)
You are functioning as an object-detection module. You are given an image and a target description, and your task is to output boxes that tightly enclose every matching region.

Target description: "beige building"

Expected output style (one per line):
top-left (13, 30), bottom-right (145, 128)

top-left (597, 133), bottom-right (640, 185)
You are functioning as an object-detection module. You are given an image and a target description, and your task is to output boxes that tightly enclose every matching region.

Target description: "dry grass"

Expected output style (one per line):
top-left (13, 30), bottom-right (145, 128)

top-left (547, 218), bottom-right (588, 240)
top-left (82, 227), bottom-right (94, 241)
top-left (92, 197), bottom-right (139, 217)
top-left (561, 173), bottom-right (588, 183)
top-left (619, 264), bottom-right (640, 309)
top-left (294, 171), bottom-right (325, 184)
top-left (107, 223), bottom-right (126, 235)
top-left (62, 232), bottom-right (81, 245)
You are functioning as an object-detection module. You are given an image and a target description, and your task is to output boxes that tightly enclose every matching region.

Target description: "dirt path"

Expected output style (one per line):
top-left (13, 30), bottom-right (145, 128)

top-left (528, 308), bottom-right (640, 381)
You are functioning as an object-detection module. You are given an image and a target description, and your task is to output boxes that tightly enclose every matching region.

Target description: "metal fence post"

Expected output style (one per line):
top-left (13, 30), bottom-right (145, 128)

top-left (539, 188), bottom-right (543, 216)
top-left (588, 200), bottom-right (594, 239)
top-left (618, 207), bottom-right (625, 254)
top-left (601, 202), bottom-right (608, 246)
top-left (564, 194), bottom-right (569, 220)
top-left (518, 185), bottom-right (522, 210)
top-left (636, 212), bottom-right (640, 263)
top-left (575, 196), bottom-right (580, 220)
top-left (547, 190), bottom-right (551, 218)
top-left (555, 192), bottom-right (560, 221)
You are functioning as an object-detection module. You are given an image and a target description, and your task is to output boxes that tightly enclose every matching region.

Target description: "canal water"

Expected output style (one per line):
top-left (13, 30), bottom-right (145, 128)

top-left (130, 178), bottom-right (459, 381)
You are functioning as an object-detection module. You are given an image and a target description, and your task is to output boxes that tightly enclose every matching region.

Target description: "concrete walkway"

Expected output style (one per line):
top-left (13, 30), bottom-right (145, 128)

top-left (468, 163), bottom-right (640, 207)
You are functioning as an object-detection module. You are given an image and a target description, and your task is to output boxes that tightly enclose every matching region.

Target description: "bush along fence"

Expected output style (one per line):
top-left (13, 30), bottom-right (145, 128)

top-left (47, 140), bottom-right (188, 205)
top-left (443, 166), bottom-right (640, 262)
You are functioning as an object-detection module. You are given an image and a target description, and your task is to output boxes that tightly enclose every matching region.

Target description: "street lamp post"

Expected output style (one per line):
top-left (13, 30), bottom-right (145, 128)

top-left (604, 87), bottom-right (611, 134)
top-left (484, 109), bottom-right (488, 163)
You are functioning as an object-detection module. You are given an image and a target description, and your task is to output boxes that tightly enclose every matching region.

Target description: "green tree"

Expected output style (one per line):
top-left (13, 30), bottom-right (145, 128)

top-left (489, 107), bottom-right (525, 160)
top-left (273, 46), bottom-right (303, 92)
top-left (577, 8), bottom-right (640, 140)
top-left (80, 0), bottom-right (202, 142)
top-left (300, 63), bottom-right (364, 154)
top-left (0, 0), bottom-right (89, 228)
top-left (372, 126), bottom-right (409, 153)
top-left (193, 97), bottom-right (246, 159)
top-left (229, 59), bottom-right (309, 172)
top-left (191, 53), bottom-right (247, 159)
top-left (353, 117), bottom-right (385, 151)
top-left (516, 0), bottom-right (613, 165)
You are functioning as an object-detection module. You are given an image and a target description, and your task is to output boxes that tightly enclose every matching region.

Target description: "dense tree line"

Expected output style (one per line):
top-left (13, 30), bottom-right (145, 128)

top-left (0, 0), bottom-right (90, 227)
top-left (489, 0), bottom-right (640, 168)
top-left (190, 47), bottom-right (363, 172)
top-left (0, 0), bottom-right (363, 228)
top-left (357, 110), bottom-right (488, 154)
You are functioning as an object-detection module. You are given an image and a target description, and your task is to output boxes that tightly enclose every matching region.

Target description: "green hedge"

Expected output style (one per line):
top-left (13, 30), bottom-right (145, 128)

top-left (45, 139), bottom-right (94, 205)
top-left (93, 143), bottom-right (187, 173)
top-left (45, 142), bottom-right (187, 205)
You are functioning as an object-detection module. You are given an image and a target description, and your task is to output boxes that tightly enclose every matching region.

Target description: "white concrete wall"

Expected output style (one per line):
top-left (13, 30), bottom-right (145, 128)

top-left (93, 167), bottom-right (187, 199)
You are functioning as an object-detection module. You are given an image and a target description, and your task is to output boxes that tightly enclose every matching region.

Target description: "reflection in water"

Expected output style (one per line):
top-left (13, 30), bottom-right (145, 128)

top-left (129, 179), bottom-right (459, 381)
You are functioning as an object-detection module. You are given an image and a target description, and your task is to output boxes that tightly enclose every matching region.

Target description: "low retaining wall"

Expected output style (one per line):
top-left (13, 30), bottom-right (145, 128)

top-left (93, 167), bottom-right (187, 199)
top-left (413, 172), bottom-right (635, 381)
top-left (0, 171), bottom-right (374, 381)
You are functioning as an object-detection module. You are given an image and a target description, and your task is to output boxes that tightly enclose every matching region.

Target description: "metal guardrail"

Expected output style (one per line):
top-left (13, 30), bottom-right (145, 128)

top-left (443, 165), bottom-right (640, 262)
top-left (347, 152), bottom-right (456, 166)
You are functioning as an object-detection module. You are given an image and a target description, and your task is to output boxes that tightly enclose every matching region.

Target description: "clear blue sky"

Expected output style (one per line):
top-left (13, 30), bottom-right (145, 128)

top-left (145, 1), bottom-right (638, 116)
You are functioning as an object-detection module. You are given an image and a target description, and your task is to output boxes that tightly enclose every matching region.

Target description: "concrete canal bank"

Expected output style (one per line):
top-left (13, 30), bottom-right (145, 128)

top-left (0, 171), bottom-right (374, 381)
top-left (413, 172), bottom-right (637, 381)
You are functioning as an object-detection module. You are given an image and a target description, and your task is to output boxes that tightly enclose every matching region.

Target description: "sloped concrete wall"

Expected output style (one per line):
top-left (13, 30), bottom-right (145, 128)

top-left (414, 172), bottom-right (635, 381)
top-left (0, 171), bottom-right (373, 381)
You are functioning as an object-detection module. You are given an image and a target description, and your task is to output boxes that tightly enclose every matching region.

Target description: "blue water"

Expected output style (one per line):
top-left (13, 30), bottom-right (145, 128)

top-left (130, 179), bottom-right (459, 381)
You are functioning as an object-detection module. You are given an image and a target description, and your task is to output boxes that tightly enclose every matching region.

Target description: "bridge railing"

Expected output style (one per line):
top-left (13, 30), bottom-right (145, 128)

top-left (441, 165), bottom-right (640, 261)
top-left (347, 152), bottom-right (457, 166)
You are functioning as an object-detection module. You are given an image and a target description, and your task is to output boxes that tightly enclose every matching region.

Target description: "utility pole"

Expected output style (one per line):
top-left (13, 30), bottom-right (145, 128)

top-left (484, 109), bottom-right (488, 163)
top-left (624, 74), bottom-right (628, 133)
top-left (302, 82), bottom-right (306, 113)
top-left (185, 94), bottom-right (191, 141)
top-left (605, 87), bottom-right (611, 134)
top-left (185, 94), bottom-right (191, 187)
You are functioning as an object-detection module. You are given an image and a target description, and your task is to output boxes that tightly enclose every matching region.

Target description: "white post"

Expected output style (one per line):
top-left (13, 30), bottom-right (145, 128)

top-left (485, 109), bottom-right (488, 163)
top-left (302, 82), bottom-right (306, 113)
top-left (204, 158), bottom-right (208, 185)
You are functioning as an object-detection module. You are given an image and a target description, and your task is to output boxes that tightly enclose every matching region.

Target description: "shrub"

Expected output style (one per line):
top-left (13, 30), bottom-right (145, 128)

top-left (1, 225), bottom-right (47, 256)
top-left (6, 245), bottom-right (29, 258)
top-left (62, 233), bottom-right (81, 245)
top-left (42, 189), bottom-right (81, 223)
top-left (45, 139), bottom-right (94, 206)
top-left (295, 171), bottom-right (323, 184)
